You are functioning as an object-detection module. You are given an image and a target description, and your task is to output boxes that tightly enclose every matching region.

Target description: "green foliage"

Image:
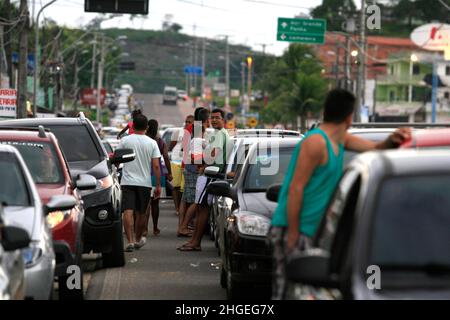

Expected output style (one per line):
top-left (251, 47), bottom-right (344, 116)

top-left (311, 0), bottom-right (357, 31)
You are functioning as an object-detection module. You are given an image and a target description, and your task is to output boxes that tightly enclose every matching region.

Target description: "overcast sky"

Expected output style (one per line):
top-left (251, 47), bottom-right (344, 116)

top-left (29, 0), bottom-right (327, 56)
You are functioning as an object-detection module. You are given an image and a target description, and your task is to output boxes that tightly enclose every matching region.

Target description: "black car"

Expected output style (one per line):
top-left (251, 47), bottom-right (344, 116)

top-left (206, 138), bottom-right (301, 299)
top-left (285, 149), bottom-right (450, 299)
top-left (0, 113), bottom-right (135, 267)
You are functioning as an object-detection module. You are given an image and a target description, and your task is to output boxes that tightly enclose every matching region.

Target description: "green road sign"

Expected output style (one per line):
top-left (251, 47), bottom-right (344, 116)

top-left (277, 18), bottom-right (326, 44)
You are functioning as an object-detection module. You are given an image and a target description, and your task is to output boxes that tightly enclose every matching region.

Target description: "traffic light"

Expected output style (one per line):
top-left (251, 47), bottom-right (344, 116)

top-left (85, 0), bottom-right (149, 14)
top-left (119, 61), bottom-right (136, 71)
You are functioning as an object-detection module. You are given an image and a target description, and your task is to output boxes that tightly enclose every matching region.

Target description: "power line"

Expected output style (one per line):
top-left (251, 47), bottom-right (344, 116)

top-left (438, 0), bottom-right (450, 11)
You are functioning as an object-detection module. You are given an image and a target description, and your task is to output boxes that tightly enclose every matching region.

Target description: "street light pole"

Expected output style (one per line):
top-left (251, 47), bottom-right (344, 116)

top-left (201, 37), bottom-right (206, 98)
top-left (96, 35), bottom-right (105, 124)
top-left (225, 36), bottom-right (230, 107)
top-left (33, 0), bottom-right (57, 117)
top-left (247, 56), bottom-right (253, 115)
top-left (91, 34), bottom-right (97, 88)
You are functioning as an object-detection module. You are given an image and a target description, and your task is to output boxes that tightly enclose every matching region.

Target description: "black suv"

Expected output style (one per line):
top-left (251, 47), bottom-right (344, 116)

top-left (0, 113), bottom-right (135, 267)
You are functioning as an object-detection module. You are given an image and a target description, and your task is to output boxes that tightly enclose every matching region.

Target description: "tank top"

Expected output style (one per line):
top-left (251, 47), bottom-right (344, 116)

top-left (271, 128), bottom-right (344, 237)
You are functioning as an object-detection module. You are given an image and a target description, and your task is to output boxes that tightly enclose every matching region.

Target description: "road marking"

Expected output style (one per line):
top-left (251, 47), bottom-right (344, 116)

top-left (99, 266), bottom-right (123, 300)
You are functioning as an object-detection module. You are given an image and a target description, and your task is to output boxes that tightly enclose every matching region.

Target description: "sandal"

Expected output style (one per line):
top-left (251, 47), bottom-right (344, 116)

top-left (177, 231), bottom-right (193, 238)
top-left (178, 245), bottom-right (201, 252)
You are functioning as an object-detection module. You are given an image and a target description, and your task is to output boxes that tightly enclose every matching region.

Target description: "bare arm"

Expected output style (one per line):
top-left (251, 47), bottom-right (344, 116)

top-left (287, 135), bottom-right (325, 251)
top-left (344, 127), bottom-right (412, 152)
top-left (152, 158), bottom-right (161, 198)
top-left (117, 124), bottom-right (129, 139)
top-left (162, 143), bottom-right (172, 177)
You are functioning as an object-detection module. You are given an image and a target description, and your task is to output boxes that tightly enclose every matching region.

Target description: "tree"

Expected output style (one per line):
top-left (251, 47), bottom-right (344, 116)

top-left (311, 0), bottom-right (357, 31)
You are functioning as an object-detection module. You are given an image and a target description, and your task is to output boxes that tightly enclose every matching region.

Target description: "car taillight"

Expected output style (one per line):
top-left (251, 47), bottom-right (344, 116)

top-left (47, 210), bottom-right (70, 228)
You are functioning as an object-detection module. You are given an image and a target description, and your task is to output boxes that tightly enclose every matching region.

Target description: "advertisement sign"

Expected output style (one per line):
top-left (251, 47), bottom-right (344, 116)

top-left (0, 89), bottom-right (17, 119)
top-left (80, 88), bottom-right (106, 106)
top-left (411, 23), bottom-right (450, 51)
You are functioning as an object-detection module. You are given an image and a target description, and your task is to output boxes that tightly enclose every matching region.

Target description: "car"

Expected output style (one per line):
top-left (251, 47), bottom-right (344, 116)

top-left (177, 90), bottom-right (188, 101)
top-left (401, 127), bottom-right (450, 149)
top-left (231, 129), bottom-right (302, 138)
top-left (0, 144), bottom-right (78, 300)
top-left (284, 149), bottom-right (450, 300)
top-left (0, 127), bottom-right (97, 299)
top-left (163, 86), bottom-right (178, 105)
top-left (0, 203), bottom-right (31, 300)
top-left (0, 113), bottom-right (136, 268)
top-left (206, 138), bottom-right (301, 299)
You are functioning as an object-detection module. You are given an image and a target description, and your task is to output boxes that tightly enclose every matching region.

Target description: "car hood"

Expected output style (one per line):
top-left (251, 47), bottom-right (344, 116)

top-left (36, 184), bottom-right (67, 205)
top-left (3, 206), bottom-right (39, 241)
top-left (69, 159), bottom-right (109, 179)
top-left (240, 192), bottom-right (277, 218)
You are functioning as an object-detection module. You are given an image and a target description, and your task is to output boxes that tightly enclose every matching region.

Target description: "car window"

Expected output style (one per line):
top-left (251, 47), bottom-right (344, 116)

top-left (0, 153), bottom-right (30, 206)
top-left (243, 147), bottom-right (293, 192)
top-left (162, 130), bottom-right (173, 147)
top-left (0, 141), bottom-right (64, 184)
top-left (103, 142), bottom-right (113, 154)
top-left (44, 125), bottom-right (102, 162)
top-left (370, 175), bottom-right (450, 278)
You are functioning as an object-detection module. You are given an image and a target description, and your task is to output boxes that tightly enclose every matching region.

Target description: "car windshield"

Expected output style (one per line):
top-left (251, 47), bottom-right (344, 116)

top-left (0, 141), bottom-right (64, 184)
top-left (243, 147), bottom-right (293, 192)
top-left (44, 125), bottom-right (102, 162)
top-left (370, 175), bottom-right (450, 287)
top-left (0, 153), bottom-right (30, 206)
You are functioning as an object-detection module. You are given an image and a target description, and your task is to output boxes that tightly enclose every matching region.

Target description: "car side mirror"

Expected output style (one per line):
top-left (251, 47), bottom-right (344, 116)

top-left (1, 226), bottom-right (31, 251)
top-left (286, 249), bottom-right (339, 288)
top-left (111, 148), bottom-right (135, 165)
top-left (75, 174), bottom-right (97, 191)
top-left (207, 180), bottom-right (236, 200)
top-left (44, 195), bottom-right (77, 216)
top-left (204, 166), bottom-right (225, 179)
top-left (266, 184), bottom-right (281, 202)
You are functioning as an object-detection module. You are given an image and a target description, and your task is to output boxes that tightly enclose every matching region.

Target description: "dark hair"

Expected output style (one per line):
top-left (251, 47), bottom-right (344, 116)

top-left (197, 108), bottom-right (210, 123)
top-left (186, 114), bottom-right (194, 120)
top-left (211, 108), bottom-right (225, 119)
top-left (194, 107), bottom-right (206, 121)
top-left (147, 119), bottom-right (158, 139)
top-left (131, 109), bottom-right (142, 119)
top-left (133, 114), bottom-right (148, 131)
top-left (323, 89), bottom-right (355, 123)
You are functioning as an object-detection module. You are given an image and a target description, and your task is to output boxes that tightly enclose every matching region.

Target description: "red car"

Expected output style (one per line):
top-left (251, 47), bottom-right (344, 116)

top-left (0, 126), bottom-right (96, 299)
top-left (401, 128), bottom-right (450, 149)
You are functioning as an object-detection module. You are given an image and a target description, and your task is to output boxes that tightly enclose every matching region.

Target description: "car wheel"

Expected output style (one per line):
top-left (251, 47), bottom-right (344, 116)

top-left (220, 266), bottom-right (227, 289)
top-left (58, 239), bottom-right (84, 300)
top-left (102, 219), bottom-right (125, 268)
top-left (226, 268), bottom-right (243, 300)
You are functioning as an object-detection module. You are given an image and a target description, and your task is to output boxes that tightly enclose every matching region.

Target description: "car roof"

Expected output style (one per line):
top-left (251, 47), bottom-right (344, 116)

top-left (0, 144), bottom-right (20, 154)
top-left (348, 128), bottom-right (395, 134)
top-left (353, 149), bottom-right (450, 176)
top-left (406, 128), bottom-right (450, 147)
top-left (0, 117), bottom-right (87, 126)
top-left (233, 129), bottom-right (301, 137)
top-left (232, 136), bottom-right (300, 144)
top-left (0, 129), bottom-right (56, 142)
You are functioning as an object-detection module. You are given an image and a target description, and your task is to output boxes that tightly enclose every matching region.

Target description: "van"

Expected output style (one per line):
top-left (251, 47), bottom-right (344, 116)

top-left (163, 86), bottom-right (178, 105)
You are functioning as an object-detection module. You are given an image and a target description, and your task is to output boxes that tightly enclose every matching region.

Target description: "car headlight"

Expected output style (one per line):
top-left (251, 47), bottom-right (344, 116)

top-left (235, 213), bottom-right (271, 237)
top-left (80, 175), bottom-right (114, 196)
top-left (22, 241), bottom-right (44, 268)
top-left (46, 210), bottom-right (71, 229)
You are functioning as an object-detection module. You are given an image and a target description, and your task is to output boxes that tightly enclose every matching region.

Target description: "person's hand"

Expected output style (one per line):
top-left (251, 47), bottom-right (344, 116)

top-left (388, 127), bottom-right (412, 148)
top-left (167, 174), bottom-right (173, 182)
top-left (153, 185), bottom-right (162, 199)
top-left (286, 227), bottom-right (300, 253)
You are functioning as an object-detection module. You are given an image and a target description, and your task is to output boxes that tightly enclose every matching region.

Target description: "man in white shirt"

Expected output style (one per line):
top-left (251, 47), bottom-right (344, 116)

top-left (117, 114), bottom-right (162, 252)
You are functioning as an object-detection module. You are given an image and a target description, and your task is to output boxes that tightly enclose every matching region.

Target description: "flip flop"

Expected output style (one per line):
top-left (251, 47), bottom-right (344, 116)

top-left (177, 232), bottom-right (193, 238)
top-left (178, 245), bottom-right (201, 252)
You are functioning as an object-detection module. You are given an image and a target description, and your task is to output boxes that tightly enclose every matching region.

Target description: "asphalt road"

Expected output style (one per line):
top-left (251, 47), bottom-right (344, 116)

top-left (134, 93), bottom-right (195, 127)
top-left (83, 201), bottom-right (226, 300)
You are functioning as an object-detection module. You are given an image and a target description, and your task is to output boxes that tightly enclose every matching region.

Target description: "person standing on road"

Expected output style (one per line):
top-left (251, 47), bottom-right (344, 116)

top-left (144, 119), bottom-right (173, 237)
top-left (117, 113), bottom-right (162, 252)
top-left (170, 115), bottom-right (194, 216)
top-left (117, 109), bottom-right (142, 139)
top-left (178, 108), bottom-right (230, 251)
top-left (270, 88), bottom-right (411, 299)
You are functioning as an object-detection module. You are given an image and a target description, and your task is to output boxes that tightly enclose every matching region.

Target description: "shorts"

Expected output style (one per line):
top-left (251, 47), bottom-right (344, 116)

top-left (121, 185), bottom-right (151, 214)
top-left (194, 175), bottom-right (213, 207)
top-left (270, 227), bottom-right (312, 300)
top-left (182, 168), bottom-right (198, 204)
top-left (171, 162), bottom-right (183, 188)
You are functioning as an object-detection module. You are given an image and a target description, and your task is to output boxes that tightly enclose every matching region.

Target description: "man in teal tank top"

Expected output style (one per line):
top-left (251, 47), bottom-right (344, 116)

top-left (271, 89), bottom-right (411, 300)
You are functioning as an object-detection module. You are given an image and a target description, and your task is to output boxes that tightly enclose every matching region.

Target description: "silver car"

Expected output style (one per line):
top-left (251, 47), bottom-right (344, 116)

top-left (0, 145), bottom-right (77, 300)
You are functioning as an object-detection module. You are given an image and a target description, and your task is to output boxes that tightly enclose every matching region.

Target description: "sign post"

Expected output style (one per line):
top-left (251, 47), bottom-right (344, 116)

top-left (0, 89), bottom-right (17, 119)
top-left (277, 18), bottom-right (326, 44)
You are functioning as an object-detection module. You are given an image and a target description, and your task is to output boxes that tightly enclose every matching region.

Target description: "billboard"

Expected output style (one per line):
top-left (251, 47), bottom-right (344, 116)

top-left (80, 88), bottom-right (107, 106)
top-left (0, 89), bottom-right (17, 119)
top-left (411, 23), bottom-right (450, 51)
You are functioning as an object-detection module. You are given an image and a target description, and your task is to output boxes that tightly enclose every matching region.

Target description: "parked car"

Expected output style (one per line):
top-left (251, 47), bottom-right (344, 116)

top-left (232, 129), bottom-right (302, 138)
top-left (401, 127), bottom-right (450, 149)
top-left (0, 113), bottom-right (136, 268)
top-left (177, 90), bottom-right (188, 101)
top-left (0, 203), bottom-right (30, 300)
top-left (0, 126), bottom-right (97, 299)
top-left (206, 138), bottom-right (301, 299)
top-left (284, 149), bottom-right (450, 300)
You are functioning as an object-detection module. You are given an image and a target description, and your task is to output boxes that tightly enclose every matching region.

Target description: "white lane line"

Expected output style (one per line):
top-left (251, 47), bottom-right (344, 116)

top-left (99, 266), bottom-right (123, 300)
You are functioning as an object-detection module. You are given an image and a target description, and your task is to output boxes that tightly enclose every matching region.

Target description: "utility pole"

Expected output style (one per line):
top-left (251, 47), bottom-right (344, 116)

top-left (355, 0), bottom-right (366, 122)
top-left (201, 37), bottom-right (206, 98)
top-left (96, 35), bottom-right (105, 124)
top-left (4, 0), bottom-right (12, 87)
top-left (241, 61), bottom-right (246, 116)
top-left (91, 34), bottom-right (97, 88)
top-left (17, 0), bottom-right (29, 119)
top-left (247, 56), bottom-right (253, 114)
top-left (344, 34), bottom-right (351, 91)
top-left (0, 26), bottom-right (5, 79)
top-left (193, 24), bottom-right (197, 92)
top-left (72, 50), bottom-right (79, 111)
top-left (335, 40), bottom-right (340, 87)
top-left (225, 35), bottom-right (230, 107)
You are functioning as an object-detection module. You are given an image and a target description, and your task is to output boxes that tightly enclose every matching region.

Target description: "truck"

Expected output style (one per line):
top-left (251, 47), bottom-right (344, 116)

top-left (163, 86), bottom-right (178, 105)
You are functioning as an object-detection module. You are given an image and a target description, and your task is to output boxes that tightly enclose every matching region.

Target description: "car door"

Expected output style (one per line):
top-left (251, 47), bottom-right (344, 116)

top-left (294, 169), bottom-right (362, 300)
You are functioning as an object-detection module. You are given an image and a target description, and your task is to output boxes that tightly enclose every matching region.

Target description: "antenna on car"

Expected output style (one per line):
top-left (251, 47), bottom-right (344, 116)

top-left (38, 125), bottom-right (46, 138)
top-left (78, 112), bottom-right (86, 120)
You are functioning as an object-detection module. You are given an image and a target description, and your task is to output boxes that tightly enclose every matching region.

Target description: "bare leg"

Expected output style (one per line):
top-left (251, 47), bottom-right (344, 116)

top-left (177, 200), bottom-right (186, 232)
top-left (179, 203), bottom-right (197, 235)
top-left (151, 198), bottom-right (160, 235)
top-left (123, 210), bottom-right (134, 245)
top-left (172, 187), bottom-right (181, 214)
top-left (185, 205), bottom-right (209, 248)
top-left (135, 212), bottom-right (146, 242)
top-left (142, 202), bottom-right (151, 238)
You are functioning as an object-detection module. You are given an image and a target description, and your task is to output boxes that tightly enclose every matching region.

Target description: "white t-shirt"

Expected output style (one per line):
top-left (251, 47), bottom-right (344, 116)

top-left (171, 128), bottom-right (185, 163)
top-left (117, 134), bottom-right (161, 188)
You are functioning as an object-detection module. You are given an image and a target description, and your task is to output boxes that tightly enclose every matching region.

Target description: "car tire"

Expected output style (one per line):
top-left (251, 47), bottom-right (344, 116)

top-left (220, 266), bottom-right (227, 289)
top-left (226, 268), bottom-right (243, 300)
top-left (102, 219), bottom-right (125, 268)
top-left (58, 239), bottom-right (84, 300)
